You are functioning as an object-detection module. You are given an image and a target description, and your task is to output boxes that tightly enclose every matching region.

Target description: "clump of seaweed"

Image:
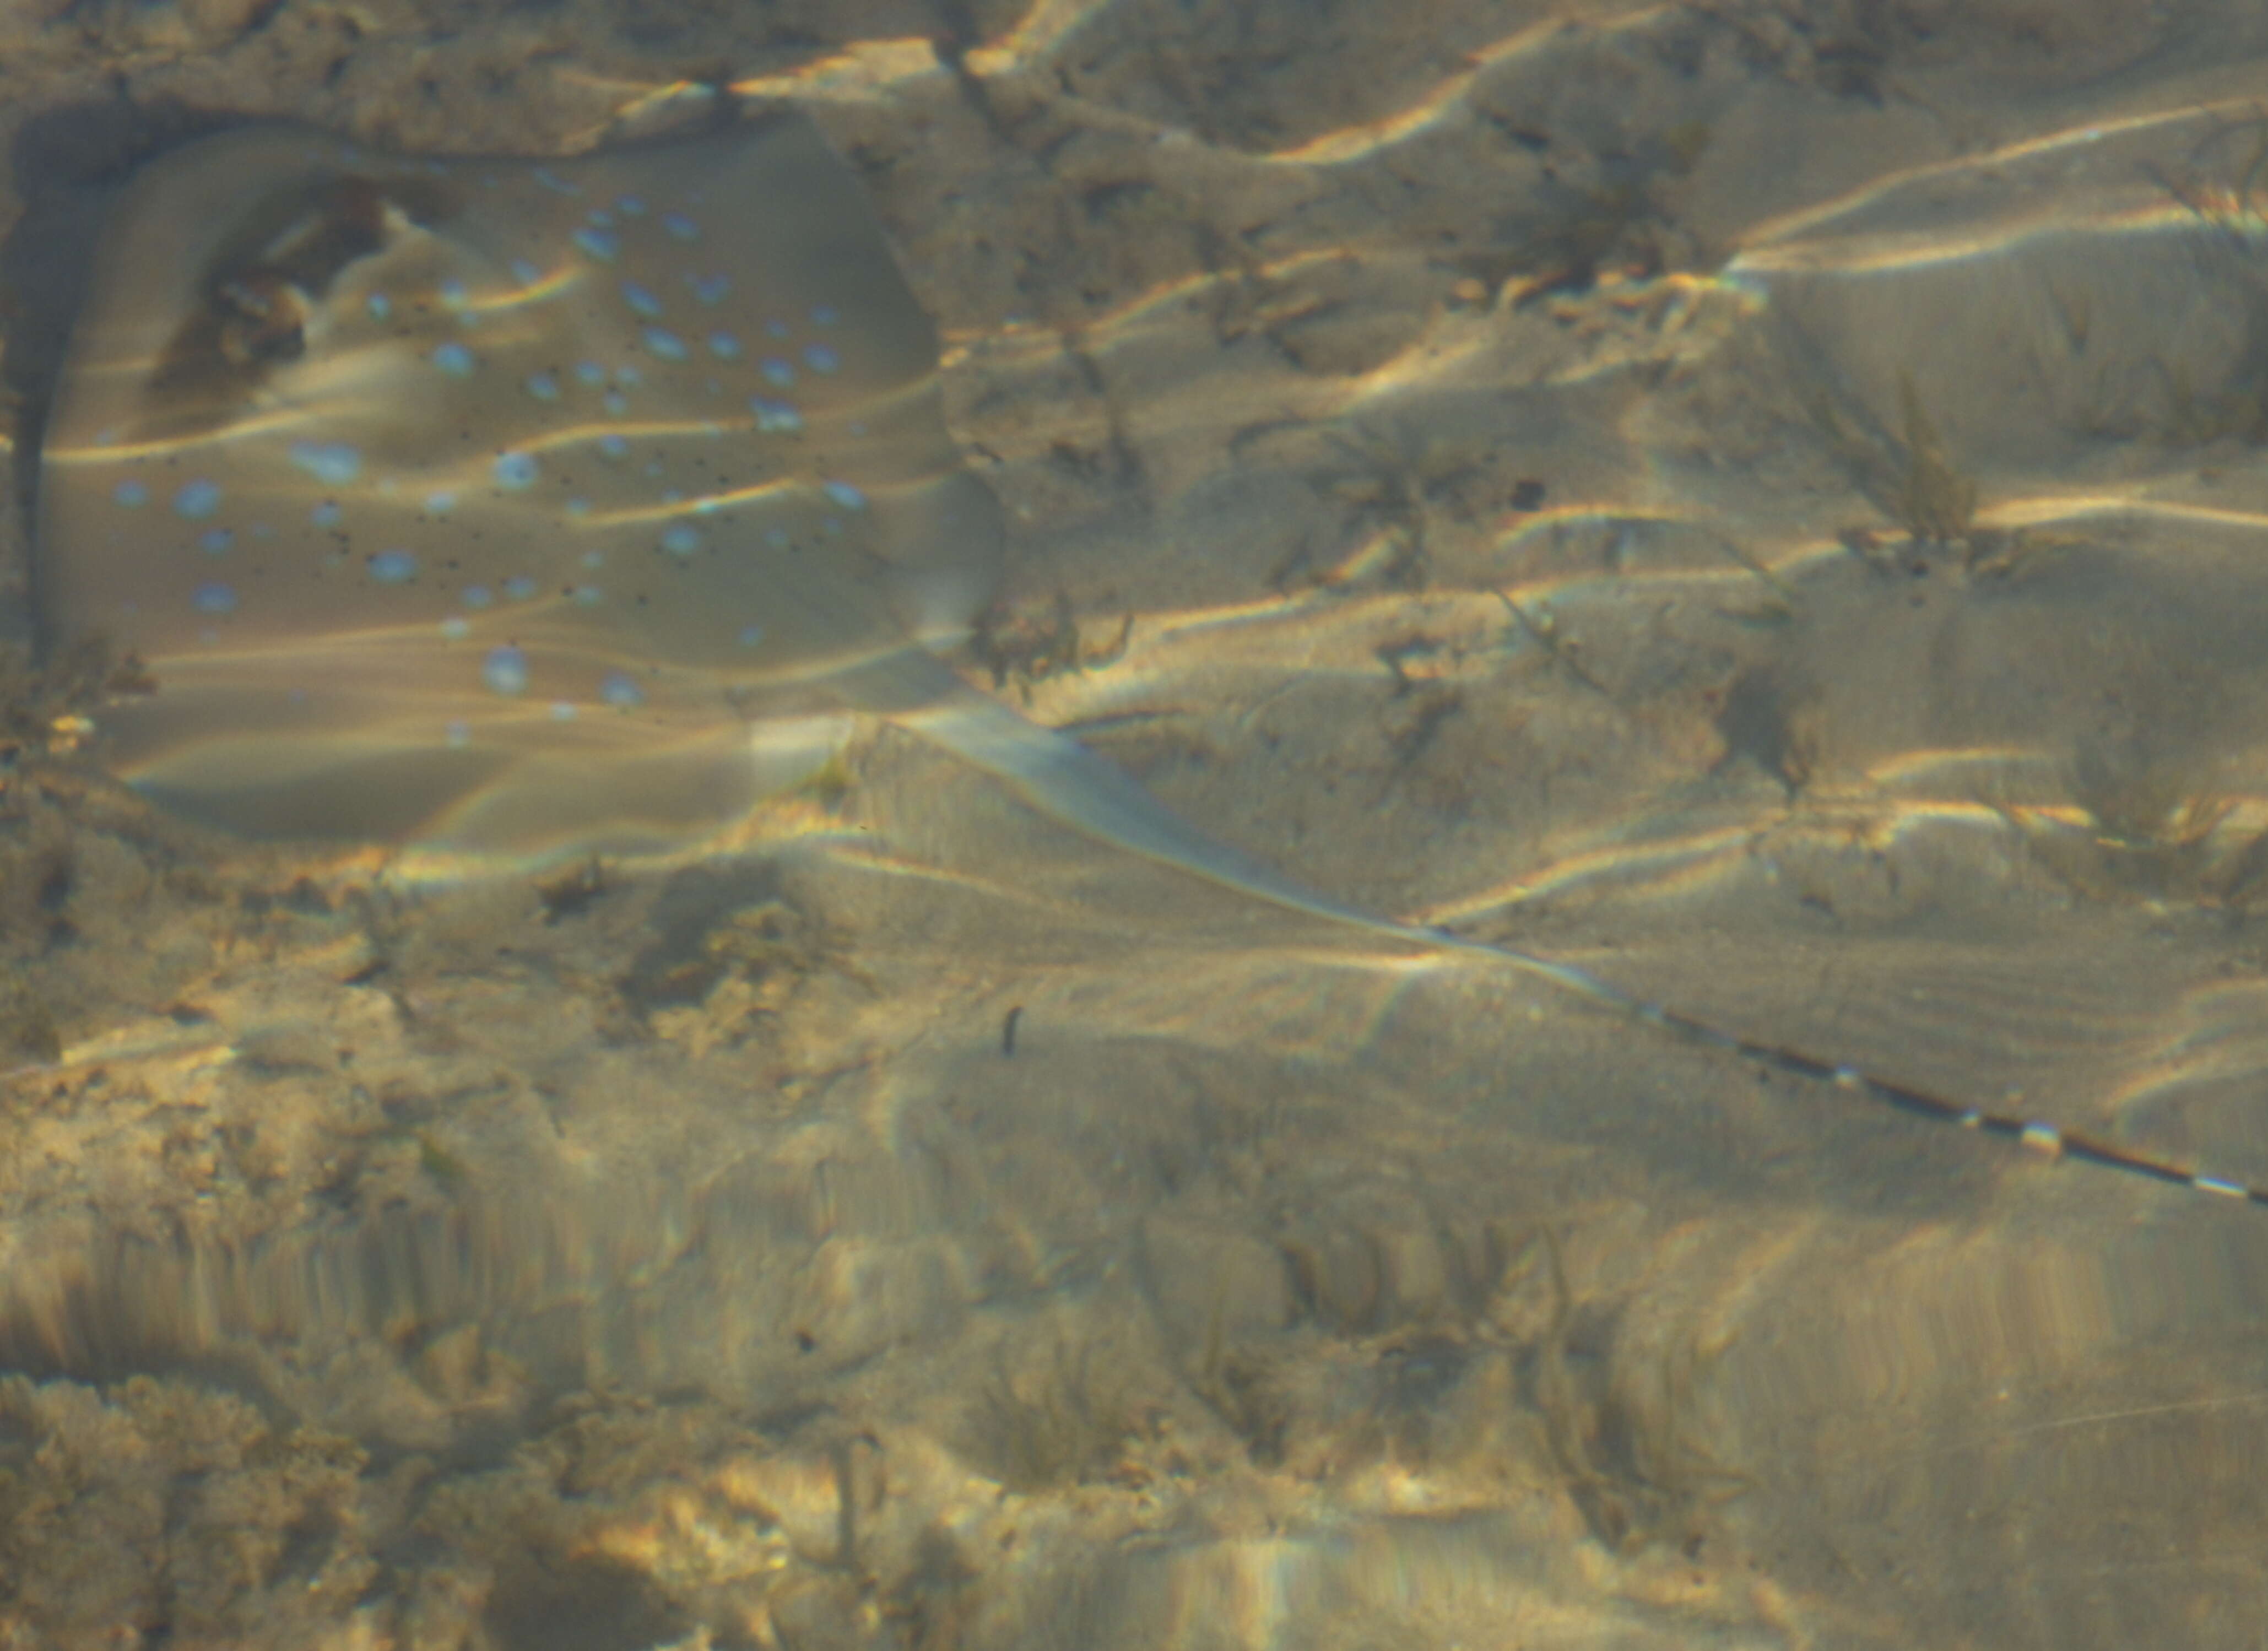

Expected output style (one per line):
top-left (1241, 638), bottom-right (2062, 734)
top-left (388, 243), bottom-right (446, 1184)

top-left (1709, 663), bottom-right (1822, 794)
top-left (1446, 120), bottom-right (1713, 307)
top-left (972, 588), bottom-right (1132, 702)
top-left (1892, 374), bottom-right (1977, 546)
top-left (957, 1318), bottom-right (1155, 1492)
top-left (615, 865), bottom-right (847, 1030)
top-left (1826, 376), bottom-right (2069, 583)
top-left (2145, 111), bottom-right (2268, 249)
top-left (2011, 734), bottom-right (2268, 907)
top-left (1271, 420), bottom-right (1496, 593)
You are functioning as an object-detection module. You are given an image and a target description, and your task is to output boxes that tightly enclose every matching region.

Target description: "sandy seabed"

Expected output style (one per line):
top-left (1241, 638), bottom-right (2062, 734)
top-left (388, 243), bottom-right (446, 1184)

top-left (6, 1), bottom-right (2268, 1647)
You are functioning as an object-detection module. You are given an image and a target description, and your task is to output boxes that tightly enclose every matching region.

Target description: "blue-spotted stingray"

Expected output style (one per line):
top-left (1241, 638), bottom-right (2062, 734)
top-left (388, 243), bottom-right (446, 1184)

top-left (26, 109), bottom-right (2266, 1211)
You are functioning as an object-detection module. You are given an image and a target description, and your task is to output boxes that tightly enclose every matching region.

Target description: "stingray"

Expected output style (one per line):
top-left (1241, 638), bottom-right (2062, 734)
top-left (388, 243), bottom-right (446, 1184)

top-left (25, 110), bottom-right (2268, 1212)
top-left (35, 111), bottom-right (1002, 863)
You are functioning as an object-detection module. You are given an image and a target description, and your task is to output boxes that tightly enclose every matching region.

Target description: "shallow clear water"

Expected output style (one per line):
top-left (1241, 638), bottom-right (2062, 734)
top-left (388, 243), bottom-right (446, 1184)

top-left (6, 2), bottom-right (2268, 1647)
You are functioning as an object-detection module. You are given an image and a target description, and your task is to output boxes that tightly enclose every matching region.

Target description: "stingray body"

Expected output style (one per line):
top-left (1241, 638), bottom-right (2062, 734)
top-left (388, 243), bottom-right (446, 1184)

top-left (37, 111), bottom-right (1000, 867)
top-left (26, 112), bottom-right (2268, 1211)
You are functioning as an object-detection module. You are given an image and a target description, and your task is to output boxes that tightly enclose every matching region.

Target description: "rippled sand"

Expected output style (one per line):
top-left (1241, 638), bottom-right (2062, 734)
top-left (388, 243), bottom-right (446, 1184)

top-left (6, 2), bottom-right (2268, 1647)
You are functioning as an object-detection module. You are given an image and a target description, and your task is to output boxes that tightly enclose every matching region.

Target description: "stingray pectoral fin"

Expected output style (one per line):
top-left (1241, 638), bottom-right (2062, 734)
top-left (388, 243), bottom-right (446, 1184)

top-left (390, 711), bottom-right (857, 876)
top-left (116, 711), bottom-right (843, 870)
top-left (128, 737), bottom-right (507, 845)
top-left (892, 676), bottom-right (1428, 947)
top-left (99, 629), bottom-right (858, 871)
top-left (874, 469), bottom-right (1008, 653)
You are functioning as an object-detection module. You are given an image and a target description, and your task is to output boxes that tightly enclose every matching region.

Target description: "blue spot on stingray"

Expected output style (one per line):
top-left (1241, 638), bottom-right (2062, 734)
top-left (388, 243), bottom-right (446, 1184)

top-left (492, 451), bottom-right (540, 490)
top-left (566, 497), bottom-right (592, 518)
top-left (811, 305), bottom-right (838, 326)
top-left (571, 585), bottom-right (603, 606)
top-left (663, 212), bottom-right (699, 240)
top-left (525, 372), bottom-right (562, 402)
top-left (445, 721), bottom-right (472, 748)
top-left (550, 702), bottom-right (577, 722)
top-left (766, 318), bottom-right (791, 339)
top-left (661, 523), bottom-right (702, 556)
top-left (603, 393), bottom-right (629, 418)
top-left (576, 361), bottom-right (608, 386)
top-left (366, 293), bottom-right (392, 321)
top-left (622, 282), bottom-right (663, 317)
top-left (440, 616), bottom-right (470, 640)
top-left (750, 398), bottom-right (804, 434)
top-left (615, 365), bottom-right (643, 387)
top-left (803, 344), bottom-right (840, 374)
top-left (571, 226), bottom-right (619, 262)
top-left (707, 331), bottom-right (740, 360)
top-left (600, 672), bottom-right (646, 708)
top-left (615, 195), bottom-right (645, 216)
top-left (764, 527), bottom-right (791, 551)
top-left (174, 479), bottom-right (222, 519)
top-left (192, 582), bottom-right (237, 615)
top-left (431, 342), bottom-right (476, 377)
top-left (483, 646), bottom-right (529, 695)
top-left (738, 624), bottom-right (765, 647)
top-left (690, 273), bottom-right (730, 304)
top-left (462, 585), bottom-right (494, 609)
top-left (644, 328), bottom-right (689, 361)
top-left (510, 258), bottom-right (542, 285)
top-left (821, 480), bottom-right (867, 511)
top-left (504, 575), bottom-right (538, 600)
top-left (311, 501), bottom-right (344, 529)
top-left (288, 441), bottom-right (362, 485)
top-left (599, 434), bottom-right (630, 459)
top-left (199, 528), bottom-right (233, 554)
top-left (438, 277), bottom-right (469, 308)
top-left (761, 359), bottom-right (795, 388)
top-left (112, 480), bottom-right (148, 508)
top-left (424, 490), bottom-right (458, 515)
top-left (368, 549), bottom-right (418, 583)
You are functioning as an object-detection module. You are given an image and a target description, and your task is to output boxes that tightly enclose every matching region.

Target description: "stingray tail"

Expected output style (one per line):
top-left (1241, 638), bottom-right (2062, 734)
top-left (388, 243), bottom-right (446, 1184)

top-left (894, 669), bottom-right (2268, 1212)
top-left (895, 677), bottom-right (1516, 952)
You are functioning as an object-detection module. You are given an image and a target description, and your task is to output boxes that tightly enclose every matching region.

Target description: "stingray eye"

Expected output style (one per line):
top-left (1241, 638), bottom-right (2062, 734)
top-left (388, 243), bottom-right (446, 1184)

top-left (214, 274), bottom-right (307, 368)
